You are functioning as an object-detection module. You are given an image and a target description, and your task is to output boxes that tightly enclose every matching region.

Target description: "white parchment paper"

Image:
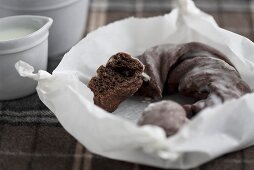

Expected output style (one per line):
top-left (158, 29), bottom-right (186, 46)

top-left (16, 0), bottom-right (254, 169)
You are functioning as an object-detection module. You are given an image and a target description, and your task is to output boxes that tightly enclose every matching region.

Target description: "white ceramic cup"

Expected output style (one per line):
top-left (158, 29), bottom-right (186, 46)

top-left (0, 0), bottom-right (90, 59)
top-left (0, 15), bottom-right (52, 100)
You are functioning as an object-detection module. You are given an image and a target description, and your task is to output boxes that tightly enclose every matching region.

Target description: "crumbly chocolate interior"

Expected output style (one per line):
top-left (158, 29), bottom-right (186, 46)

top-left (88, 52), bottom-right (144, 112)
top-left (89, 66), bottom-right (127, 95)
top-left (106, 52), bottom-right (144, 77)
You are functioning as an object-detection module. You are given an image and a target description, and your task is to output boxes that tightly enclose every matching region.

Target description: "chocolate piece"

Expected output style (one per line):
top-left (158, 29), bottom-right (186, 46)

top-left (136, 42), bottom-right (251, 115)
top-left (138, 100), bottom-right (189, 137)
top-left (88, 52), bottom-right (144, 112)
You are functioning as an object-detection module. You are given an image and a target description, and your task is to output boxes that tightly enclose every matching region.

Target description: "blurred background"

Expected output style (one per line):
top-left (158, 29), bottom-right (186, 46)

top-left (87, 0), bottom-right (253, 41)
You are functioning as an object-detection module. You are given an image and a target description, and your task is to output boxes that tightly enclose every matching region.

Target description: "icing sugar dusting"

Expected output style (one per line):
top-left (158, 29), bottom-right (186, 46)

top-left (142, 72), bottom-right (151, 82)
top-left (210, 94), bottom-right (223, 105)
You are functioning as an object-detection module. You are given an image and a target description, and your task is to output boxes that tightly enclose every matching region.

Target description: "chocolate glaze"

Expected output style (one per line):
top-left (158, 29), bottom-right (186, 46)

top-left (137, 42), bottom-right (251, 115)
top-left (138, 100), bottom-right (189, 137)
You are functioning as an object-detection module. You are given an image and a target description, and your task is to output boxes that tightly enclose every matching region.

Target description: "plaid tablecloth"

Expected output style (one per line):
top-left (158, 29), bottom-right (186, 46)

top-left (1, 0), bottom-right (254, 169)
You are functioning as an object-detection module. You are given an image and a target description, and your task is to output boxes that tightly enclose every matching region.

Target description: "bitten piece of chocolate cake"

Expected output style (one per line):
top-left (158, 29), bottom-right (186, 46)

top-left (88, 52), bottom-right (145, 112)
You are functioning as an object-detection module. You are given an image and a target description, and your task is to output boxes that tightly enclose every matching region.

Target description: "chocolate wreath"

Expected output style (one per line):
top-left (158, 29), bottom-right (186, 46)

top-left (88, 42), bottom-right (251, 136)
top-left (137, 42), bottom-right (251, 136)
top-left (137, 42), bottom-right (251, 115)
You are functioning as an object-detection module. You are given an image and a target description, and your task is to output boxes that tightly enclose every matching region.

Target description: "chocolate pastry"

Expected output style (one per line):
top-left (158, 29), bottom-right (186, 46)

top-left (88, 52), bottom-right (144, 112)
top-left (137, 42), bottom-right (251, 115)
top-left (167, 55), bottom-right (251, 113)
top-left (138, 100), bottom-right (189, 137)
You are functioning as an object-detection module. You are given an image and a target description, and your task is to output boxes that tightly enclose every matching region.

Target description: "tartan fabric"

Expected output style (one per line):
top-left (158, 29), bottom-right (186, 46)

top-left (1, 0), bottom-right (254, 169)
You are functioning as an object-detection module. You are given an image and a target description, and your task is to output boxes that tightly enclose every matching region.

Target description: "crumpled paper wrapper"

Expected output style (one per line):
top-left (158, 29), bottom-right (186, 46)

top-left (15, 0), bottom-right (254, 169)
